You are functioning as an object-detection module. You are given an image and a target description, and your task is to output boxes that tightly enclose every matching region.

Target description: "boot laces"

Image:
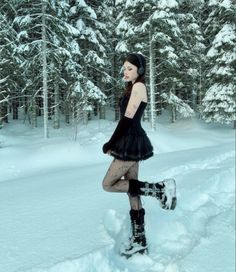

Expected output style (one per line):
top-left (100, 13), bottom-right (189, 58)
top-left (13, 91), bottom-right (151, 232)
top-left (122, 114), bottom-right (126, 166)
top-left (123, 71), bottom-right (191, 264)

top-left (130, 220), bottom-right (146, 246)
top-left (141, 182), bottom-right (164, 198)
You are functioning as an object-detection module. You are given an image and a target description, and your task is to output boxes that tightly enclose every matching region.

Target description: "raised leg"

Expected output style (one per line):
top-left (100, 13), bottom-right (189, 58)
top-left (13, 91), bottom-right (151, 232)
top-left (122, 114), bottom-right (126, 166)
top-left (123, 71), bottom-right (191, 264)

top-left (102, 159), bottom-right (136, 193)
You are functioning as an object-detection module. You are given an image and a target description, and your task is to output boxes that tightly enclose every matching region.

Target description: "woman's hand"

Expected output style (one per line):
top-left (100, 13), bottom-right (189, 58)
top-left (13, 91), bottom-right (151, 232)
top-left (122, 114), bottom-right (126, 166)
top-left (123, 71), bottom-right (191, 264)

top-left (102, 142), bottom-right (112, 154)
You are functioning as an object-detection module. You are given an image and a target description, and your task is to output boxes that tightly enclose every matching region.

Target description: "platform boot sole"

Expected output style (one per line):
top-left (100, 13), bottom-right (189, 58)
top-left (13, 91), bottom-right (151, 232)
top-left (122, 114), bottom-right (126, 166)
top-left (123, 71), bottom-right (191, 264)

top-left (120, 245), bottom-right (148, 258)
top-left (161, 178), bottom-right (177, 210)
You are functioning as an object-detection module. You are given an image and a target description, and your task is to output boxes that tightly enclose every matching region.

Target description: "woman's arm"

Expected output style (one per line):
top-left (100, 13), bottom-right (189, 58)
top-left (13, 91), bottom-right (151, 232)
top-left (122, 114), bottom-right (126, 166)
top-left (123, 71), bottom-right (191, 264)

top-left (102, 116), bottom-right (132, 153)
top-left (124, 82), bottom-right (147, 118)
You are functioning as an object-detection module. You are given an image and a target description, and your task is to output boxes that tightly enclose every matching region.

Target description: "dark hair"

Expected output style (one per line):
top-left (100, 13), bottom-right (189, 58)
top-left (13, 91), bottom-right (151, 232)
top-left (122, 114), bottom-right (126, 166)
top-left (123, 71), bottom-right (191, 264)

top-left (123, 53), bottom-right (146, 96)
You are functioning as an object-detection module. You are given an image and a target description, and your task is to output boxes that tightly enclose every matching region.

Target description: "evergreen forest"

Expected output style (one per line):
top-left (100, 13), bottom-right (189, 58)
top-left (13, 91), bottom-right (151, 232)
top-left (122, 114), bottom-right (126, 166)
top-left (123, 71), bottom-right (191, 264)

top-left (0, 0), bottom-right (235, 138)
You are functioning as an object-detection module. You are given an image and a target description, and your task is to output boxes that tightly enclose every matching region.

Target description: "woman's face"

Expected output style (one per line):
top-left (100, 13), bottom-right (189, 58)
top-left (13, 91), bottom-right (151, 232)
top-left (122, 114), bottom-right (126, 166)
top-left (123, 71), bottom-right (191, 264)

top-left (123, 61), bottom-right (139, 83)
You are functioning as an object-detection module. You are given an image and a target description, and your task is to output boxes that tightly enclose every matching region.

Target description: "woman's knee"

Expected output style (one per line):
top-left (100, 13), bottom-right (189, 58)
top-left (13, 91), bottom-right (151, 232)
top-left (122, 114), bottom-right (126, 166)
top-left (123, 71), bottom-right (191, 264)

top-left (102, 179), bottom-right (112, 192)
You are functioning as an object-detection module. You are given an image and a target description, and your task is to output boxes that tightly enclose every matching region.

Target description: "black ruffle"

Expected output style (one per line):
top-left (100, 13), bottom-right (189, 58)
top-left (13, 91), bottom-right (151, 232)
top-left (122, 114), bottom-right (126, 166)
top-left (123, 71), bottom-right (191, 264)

top-left (110, 129), bottom-right (153, 161)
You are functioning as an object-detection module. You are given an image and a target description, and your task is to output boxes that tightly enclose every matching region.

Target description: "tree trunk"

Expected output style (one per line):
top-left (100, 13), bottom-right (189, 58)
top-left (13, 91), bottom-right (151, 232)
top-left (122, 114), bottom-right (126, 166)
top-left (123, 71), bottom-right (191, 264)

top-left (197, 9), bottom-right (204, 118)
top-left (64, 101), bottom-right (70, 124)
top-left (31, 98), bottom-right (37, 128)
top-left (0, 88), bottom-right (8, 124)
top-left (83, 63), bottom-right (89, 125)
top-left (53, 79), bottom-right (60, 129)
top-left (0, 103), bottom-right (8, 125)
top-left (171, 84), bottom-right (177, 123)
top-left (149, 27), bottom-right (156, 130)
top-left (42, 0), bottom-right (49, 138)
top-left (72, 98), bottom-right (78, 141)
top-left (99, 104), bottom-right (106, 119)
top-left (171, 105), bottom-right (176, 123)
top-left (83, 105), bottom-right (88, 125)
top-left (12, 99), bottom-right (19, 120)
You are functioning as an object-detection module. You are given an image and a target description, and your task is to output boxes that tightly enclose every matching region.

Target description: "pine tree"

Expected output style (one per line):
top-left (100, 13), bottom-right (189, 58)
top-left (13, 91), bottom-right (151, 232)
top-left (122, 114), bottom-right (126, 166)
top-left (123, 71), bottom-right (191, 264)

top-left (194, 0), bottom-right (210, 110)
top-left (139, 0), bottom-right (196, 123)
top-left (100, 0), bottom-right (125, 121)
top-left (202, 0), bottom-right (236, 127)
top-left (13, 0), bottom-right (77, 135)
top-left (68, 0), bottom-right (107, 133)
top-left (177, 0), bottom-right (206, 113)
top-left (89, 0), bottom-right (115, 120)
top-left (0, 12), bottom-right (9, 127)
top-left (0, 2), bottom-right (20, 125)
top-left (0, 75), bottom-right (9, 128)
top-left (1, 0), bottom-right (235, 133)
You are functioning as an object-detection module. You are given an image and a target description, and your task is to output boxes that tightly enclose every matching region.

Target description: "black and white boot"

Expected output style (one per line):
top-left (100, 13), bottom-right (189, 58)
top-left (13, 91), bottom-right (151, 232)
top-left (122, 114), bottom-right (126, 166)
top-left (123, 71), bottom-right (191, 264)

top-left (140, 178), bottom-right (177, 210)
top-left (129, 178), bottom-right (177, 210)
top-left (120, 208), bottom-right (148, 258)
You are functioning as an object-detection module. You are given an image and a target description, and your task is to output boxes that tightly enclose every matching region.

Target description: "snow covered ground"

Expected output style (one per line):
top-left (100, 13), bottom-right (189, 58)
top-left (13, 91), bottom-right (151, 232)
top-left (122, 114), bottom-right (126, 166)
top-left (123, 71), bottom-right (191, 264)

top-left (0, 116), bottom-right (235, 272)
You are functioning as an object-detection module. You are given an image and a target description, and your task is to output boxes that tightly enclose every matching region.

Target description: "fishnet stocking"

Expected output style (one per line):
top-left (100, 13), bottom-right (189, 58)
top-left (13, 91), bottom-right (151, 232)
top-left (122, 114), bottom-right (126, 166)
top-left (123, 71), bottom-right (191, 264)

top-left (102, 159), bottom-right (142, 210)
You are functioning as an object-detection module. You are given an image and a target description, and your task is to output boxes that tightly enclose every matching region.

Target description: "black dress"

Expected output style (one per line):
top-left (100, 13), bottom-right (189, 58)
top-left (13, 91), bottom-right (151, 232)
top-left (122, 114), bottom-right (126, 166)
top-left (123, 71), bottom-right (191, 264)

top-left (110, 95), bottom-right (153, 161)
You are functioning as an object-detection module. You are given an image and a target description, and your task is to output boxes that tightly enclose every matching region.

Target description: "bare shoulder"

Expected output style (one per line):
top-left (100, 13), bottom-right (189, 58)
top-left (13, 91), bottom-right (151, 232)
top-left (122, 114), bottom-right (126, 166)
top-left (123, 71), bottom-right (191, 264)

top-left (133, 82), bottom-right (146, 91)
top-left (131, 82), bottom-right (147, 101)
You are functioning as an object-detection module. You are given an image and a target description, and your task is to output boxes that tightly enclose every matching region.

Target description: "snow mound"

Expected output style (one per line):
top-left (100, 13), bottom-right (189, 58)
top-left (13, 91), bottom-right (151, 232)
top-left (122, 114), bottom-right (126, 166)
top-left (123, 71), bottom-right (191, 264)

top-left (28, 147), bottom-right (234, 272)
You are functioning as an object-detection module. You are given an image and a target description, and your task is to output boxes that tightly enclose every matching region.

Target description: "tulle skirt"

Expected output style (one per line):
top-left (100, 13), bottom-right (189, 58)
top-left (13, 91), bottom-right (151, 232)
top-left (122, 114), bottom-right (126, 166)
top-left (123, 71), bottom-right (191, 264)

top-left (110, 128), bottom-right (153, 161)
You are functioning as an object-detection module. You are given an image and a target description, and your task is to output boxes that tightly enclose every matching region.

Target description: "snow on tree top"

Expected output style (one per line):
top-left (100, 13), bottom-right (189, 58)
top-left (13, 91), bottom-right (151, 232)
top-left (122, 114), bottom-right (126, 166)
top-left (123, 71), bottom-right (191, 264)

top-left (160, 45), bottom-right (174, 53)
top-left (152, 10), bottom-right (169, 20)
top-left (70, 40), bottom-right (81, 55)
top-left (161, 92), bottom-right (195, 118)
top-left (85, 51), bottom-right (105, 65)
top-left (86, 80), bottom-right (107, 101)
top-left (125, 0), bottom-right (133, 8)
top-left (204, 83), bottom-right (234, 98)
top-left (211, 65), bottom-right (233, 76)
top-left (65, 23), bottom-right (80, 36)
top-left (221, 51), bottom-right (236, 63)
top-left (115, 41), bottom-right (129, 53)
top-left (14, 15), bottom-right (31, 26)
top-left (116, 18), bottom-right (130, 34)
top-left (214, 24), bottom-right (236, 48)
top-left (207, 24), bottom-right (236, 57)
top-left (157, 0), bottom-right (179, 9)
top-left (220, 0), bottom-right (233, 8)
top-left (76, 19), bottom-right (86, 32)
top-left (17, 31), bottom-right (28, 40)
top-left (209, 0), bottom-right (233, 8)
top-left (115, 0), bottom-right (123, 5)
top-left (70, 0), bottom-right (97, 19)
top-left (208, 0), bottom-right (218, 5)
top-left (85, 6), bottom-right (97, 20)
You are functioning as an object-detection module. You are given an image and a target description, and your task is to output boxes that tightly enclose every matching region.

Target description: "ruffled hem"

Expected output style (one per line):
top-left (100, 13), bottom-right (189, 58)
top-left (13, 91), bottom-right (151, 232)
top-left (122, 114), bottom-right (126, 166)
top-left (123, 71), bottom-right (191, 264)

top-left (110, 150), bottom-right (153, 161)
top-left (110, 133), bottom-right (154, 162)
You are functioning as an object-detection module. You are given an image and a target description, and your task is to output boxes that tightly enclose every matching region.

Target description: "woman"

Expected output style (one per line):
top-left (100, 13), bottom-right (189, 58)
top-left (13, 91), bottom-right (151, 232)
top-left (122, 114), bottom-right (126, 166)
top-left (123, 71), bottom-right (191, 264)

top-left (102, 53), bottom-right (176, 257)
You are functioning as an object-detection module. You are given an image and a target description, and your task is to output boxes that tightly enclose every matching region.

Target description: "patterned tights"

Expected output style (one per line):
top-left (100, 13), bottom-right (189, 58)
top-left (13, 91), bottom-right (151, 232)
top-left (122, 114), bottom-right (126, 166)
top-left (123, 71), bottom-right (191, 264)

top-left (102, 158), bottom-right (142, 210)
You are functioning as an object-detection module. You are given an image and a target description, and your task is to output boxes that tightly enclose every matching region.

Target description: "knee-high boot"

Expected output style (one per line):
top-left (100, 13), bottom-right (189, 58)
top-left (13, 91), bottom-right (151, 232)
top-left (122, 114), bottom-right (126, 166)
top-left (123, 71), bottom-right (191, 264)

top-left (128, 178), bottom-right (177, 210)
